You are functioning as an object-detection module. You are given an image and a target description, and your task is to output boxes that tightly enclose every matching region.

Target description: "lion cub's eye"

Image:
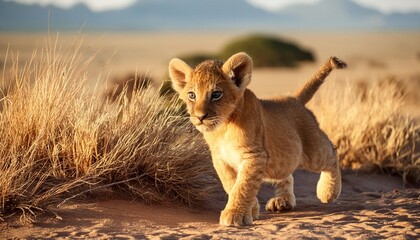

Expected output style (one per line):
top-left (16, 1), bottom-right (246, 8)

top-left (211, 91), bottom-right (223, 101)
top-left (188, 92), bottom-right (196, 101)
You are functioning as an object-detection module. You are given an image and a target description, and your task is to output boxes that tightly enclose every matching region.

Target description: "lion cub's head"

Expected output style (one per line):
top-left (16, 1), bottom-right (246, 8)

top-left (169, 52), bottom-right (253, 132)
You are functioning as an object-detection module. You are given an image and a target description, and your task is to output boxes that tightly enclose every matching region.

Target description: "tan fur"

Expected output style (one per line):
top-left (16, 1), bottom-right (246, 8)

top-left (169, 53), bottom-right (346, 226)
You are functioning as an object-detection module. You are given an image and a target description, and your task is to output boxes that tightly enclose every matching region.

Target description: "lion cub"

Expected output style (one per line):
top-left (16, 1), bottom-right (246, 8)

top-left (169, 52), bottom-right (346, 226)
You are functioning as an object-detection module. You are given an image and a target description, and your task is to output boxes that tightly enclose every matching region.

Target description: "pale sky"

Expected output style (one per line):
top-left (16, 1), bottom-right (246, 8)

top-left (248, 0), bottom-right (420, 13)
top-left (13, 0), bottom-right (137, 11)
top-left (11, 0), bottom-right (420, 13)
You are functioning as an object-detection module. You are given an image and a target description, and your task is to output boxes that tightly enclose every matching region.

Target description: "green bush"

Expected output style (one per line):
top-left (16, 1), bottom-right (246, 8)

top-left (177, 53), bottom-right (218, 68)
top-left (179, 35), bottom-right (314, 68)
top-left (220, 34), bottom-right (314, 67)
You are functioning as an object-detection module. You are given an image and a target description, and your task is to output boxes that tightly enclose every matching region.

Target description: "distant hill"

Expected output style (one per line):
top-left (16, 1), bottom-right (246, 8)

top-left (276, 0), bottom-right (383, 29)
top-left (275, 0), bottom-right (420, 29)
top-left (1, 0), bottom-right (419, 31)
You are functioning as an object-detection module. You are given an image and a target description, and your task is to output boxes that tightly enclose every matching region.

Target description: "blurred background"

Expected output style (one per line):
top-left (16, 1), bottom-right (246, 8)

top-left (1, 0), bottom-right (419, 102)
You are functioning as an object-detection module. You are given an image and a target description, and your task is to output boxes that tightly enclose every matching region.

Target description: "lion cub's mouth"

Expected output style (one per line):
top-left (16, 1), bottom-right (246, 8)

top-left (191, 118), bottom-right (222, 132)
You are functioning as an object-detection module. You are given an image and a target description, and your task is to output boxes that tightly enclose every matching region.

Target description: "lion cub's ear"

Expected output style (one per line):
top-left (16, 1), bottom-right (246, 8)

top-left (222, 52), bottom-right (253, 90)
top-left (169, 58), bottom-right (193, 93)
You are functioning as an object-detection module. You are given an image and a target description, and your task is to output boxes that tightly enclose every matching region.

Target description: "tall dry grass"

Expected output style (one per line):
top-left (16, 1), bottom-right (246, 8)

top-left (309, 79), bottom-right (419, 185)
top-left (0, 36), bottom-right (215, 223)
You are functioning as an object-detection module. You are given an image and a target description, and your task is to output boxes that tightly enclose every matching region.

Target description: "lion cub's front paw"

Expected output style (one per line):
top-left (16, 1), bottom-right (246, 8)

top-left (220, 208), bottom-right (253, 226)
top-left (265, 194), bottom-right (296, 212)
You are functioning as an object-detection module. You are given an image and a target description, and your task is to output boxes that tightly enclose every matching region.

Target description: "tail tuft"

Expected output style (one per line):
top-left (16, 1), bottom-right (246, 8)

top-left (330, 56), bottom-right (347, 69)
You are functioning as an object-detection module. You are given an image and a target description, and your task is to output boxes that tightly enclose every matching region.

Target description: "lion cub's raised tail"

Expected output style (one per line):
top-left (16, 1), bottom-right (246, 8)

top-left (294, 57), bottom-right (347, 105)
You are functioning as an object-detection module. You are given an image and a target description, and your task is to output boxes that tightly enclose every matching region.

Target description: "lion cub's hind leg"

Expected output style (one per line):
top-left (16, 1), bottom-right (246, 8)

top-left (316, 154), bottom-right (342, 203)
top-left (265, 175), bottom-right (296, 212)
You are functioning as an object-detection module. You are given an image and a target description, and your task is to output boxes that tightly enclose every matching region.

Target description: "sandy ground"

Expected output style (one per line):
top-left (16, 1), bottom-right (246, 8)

top-left (2, 170), bottom-right (419, 239)
top-left (1, 31), bottom-right (419, 239)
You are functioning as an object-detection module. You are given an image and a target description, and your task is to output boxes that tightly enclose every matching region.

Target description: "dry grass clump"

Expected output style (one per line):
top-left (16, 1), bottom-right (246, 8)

top-left (102, 72), bottom-right (154, 103)
top-left (310, 79), bottom-right (419, 185)
top-left (0, 37), bottom-right (214, 223)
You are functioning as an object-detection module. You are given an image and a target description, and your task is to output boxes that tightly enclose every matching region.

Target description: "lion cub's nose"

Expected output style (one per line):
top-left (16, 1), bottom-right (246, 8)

top-left (196, 113), bottom-right (208, 123)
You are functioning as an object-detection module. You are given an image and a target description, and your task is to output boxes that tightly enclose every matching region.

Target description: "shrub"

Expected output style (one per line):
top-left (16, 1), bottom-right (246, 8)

top-left (179, 34), bottom-right (315, 69)
top-left (219, 34), bottom-right (314, 67)
top-left (103, 72), bottom-right (153, 103)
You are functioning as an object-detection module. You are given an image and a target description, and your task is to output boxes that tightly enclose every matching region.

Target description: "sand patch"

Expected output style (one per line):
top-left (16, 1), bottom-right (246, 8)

top-left (2, 170), bottom-right (418, 239)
